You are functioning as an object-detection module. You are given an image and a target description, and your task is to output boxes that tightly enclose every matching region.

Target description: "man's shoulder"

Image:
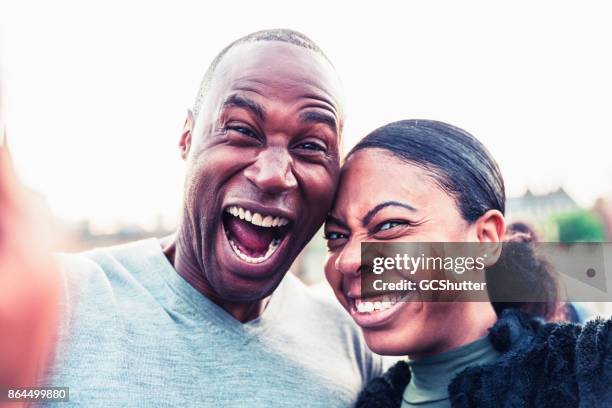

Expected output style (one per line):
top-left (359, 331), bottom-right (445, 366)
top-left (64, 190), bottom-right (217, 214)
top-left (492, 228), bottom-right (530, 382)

top-left (58, 238), bottom-right (161, 281)
top-left (275, 274), bottom-right (384, 384)
top-left (278, 273), bottom-right (354, 323)
top-left (276, 274), bottom-right (381, 357)
top-left (55, 238), bottom-right (168, 311)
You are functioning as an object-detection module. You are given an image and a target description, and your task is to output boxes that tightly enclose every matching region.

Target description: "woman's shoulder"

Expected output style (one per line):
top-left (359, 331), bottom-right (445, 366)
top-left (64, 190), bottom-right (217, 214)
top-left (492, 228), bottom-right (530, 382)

top-left (355, 310), bottom-right (612, 408)
top-left (450, 310), bottom-right (612, 407)
top-left (575, 314), bottom-right (612, 354)
top-left (574, 315), bottom-right (612, 407)
top-left (488, 309), bottom-right (611, 357)
top-left (355, 360), bottom-right (411, 408)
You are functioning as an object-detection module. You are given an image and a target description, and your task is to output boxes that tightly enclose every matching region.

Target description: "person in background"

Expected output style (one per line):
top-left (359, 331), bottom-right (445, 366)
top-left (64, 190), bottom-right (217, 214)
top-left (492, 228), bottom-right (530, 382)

top-left (323, 119), bottom-right (612, 407)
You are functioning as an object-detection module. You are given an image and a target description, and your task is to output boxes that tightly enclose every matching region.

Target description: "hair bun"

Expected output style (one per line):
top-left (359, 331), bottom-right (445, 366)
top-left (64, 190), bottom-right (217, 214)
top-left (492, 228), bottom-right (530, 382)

top-left (504, 221), bottom-right (538, 243)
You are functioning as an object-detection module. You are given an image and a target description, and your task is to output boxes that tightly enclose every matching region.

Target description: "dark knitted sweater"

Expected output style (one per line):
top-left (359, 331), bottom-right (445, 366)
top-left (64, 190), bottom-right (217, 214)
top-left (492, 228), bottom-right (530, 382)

top-left (356, 309), bottom-right (612, 408)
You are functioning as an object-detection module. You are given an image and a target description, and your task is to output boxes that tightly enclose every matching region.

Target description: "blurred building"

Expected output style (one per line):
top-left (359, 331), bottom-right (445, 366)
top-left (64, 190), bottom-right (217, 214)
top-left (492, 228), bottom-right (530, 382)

top-left (58, 217), bottom-right (174, 253)
top-left (505, 187), bottom-right (579, 240)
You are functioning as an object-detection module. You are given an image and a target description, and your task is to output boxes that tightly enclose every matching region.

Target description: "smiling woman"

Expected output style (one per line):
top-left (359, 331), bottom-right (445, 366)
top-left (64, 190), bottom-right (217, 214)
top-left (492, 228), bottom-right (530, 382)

top-left (323, 119), bottom-right (612, 408)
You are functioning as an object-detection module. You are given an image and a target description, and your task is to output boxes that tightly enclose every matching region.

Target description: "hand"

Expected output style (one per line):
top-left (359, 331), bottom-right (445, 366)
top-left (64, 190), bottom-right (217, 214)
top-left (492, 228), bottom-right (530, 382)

top-left (0, 133), bottom-right (60, 390)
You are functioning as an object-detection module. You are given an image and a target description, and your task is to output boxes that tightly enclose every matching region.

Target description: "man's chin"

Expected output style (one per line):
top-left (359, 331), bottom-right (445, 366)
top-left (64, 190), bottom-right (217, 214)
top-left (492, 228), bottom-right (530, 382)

top-left (209, 240), bottom-right (296, 304)
top-left (209, 268), bottom-right (287, 303)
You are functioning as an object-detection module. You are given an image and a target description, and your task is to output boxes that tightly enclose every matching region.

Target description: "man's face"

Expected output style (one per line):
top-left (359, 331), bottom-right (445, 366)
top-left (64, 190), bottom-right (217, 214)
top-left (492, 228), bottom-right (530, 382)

top-left (181, 41), bottom-right (343, 302)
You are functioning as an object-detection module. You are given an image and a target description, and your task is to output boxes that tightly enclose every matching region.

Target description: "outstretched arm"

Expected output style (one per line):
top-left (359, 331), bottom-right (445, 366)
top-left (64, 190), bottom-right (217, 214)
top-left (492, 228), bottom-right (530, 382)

top-left (0, 134), bottom-right (61, 391)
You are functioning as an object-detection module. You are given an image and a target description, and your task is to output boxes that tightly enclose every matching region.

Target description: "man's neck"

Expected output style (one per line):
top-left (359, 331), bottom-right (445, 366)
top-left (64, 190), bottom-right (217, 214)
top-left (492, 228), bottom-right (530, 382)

top-left (159, 234), bottom-right (269, 323)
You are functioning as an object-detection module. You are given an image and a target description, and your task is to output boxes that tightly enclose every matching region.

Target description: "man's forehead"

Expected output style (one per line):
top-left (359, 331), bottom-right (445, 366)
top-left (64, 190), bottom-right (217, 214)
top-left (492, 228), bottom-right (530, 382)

top-left (208, 41), bottom-right (343, 114)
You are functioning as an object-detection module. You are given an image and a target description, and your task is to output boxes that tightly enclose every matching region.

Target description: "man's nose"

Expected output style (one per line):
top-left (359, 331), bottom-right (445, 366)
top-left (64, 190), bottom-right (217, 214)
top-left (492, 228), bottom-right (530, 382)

top-left (244, 147), bottom-right (298, 194)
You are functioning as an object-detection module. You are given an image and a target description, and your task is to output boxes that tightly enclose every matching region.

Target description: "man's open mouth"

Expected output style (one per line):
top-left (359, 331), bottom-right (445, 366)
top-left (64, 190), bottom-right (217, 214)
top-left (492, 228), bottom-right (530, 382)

top-left (222, 205), bottom-right (292, 264)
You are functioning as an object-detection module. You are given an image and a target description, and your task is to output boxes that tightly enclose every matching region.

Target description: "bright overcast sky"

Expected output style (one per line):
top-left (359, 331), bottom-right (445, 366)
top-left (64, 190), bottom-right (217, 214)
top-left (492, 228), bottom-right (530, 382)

top-left (1, 1), bottom-right (611, 229)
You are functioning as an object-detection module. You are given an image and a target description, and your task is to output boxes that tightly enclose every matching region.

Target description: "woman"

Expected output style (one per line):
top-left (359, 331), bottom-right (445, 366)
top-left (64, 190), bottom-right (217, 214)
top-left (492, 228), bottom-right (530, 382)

top-left (323, 120), bottom-right (611, 408)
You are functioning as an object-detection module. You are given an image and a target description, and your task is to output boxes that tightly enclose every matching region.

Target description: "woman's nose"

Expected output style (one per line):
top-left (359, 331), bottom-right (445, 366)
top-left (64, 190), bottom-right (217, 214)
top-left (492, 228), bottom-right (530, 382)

top-left (335, 239), bottom-right (363, 277)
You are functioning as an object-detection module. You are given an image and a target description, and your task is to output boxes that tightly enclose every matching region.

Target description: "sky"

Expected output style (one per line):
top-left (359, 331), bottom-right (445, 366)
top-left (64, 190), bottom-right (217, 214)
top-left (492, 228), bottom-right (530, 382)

top-left (1, 0), bottom-right (611, 231)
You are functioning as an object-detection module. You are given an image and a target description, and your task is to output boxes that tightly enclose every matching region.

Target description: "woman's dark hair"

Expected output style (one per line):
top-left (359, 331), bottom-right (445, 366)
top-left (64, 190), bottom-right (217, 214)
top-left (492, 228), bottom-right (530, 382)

top-left (348, 119), bottom-right (560, 320)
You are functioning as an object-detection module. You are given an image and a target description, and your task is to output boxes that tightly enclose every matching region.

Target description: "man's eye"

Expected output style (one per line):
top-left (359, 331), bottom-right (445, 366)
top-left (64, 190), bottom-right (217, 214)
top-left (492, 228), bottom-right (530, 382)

top-left (227, 125), bottom-right (258, 139)
top-left (297, 142), bottom-right (326, 152)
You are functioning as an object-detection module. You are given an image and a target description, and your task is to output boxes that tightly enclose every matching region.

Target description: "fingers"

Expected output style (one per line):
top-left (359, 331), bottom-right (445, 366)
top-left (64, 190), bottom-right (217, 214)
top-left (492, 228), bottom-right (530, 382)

top-left (0, 131), bottom-right (61, 389)
top-left (0, 132), bottom-right (24, 215)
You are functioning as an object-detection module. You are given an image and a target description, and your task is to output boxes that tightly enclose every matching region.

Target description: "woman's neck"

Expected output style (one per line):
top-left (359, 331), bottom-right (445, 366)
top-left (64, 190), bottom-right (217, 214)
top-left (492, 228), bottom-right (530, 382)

top-left (409, 302), bottom-right (498, 361)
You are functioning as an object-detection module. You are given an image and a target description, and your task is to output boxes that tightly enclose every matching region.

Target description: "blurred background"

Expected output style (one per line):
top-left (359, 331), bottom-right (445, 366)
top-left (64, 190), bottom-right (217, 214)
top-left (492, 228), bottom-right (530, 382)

top-left (1, 1), bottom-right (611, 296)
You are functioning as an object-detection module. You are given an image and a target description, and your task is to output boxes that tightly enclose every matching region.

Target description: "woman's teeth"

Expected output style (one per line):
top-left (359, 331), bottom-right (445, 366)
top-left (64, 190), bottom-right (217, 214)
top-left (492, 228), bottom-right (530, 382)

top-left (225, 206), bottom-right (289, 227)
top-left (354, 294), bottom-right (409, 313)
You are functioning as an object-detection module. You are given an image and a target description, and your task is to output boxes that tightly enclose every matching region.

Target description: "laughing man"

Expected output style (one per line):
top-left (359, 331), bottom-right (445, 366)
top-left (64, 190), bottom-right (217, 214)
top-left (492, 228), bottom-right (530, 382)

top-left (41, 29), bottom-right (381, 407)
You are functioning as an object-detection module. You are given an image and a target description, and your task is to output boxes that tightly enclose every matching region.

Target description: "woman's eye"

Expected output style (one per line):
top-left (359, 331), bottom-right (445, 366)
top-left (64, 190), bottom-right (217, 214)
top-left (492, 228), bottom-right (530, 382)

top-left (324, 231), bottom-right (346, 241)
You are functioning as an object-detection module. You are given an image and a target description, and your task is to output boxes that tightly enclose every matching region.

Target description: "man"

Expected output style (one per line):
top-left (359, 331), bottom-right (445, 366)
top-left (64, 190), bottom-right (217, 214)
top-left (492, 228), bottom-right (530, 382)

top-left (39, 29), bottom-right (381, 406)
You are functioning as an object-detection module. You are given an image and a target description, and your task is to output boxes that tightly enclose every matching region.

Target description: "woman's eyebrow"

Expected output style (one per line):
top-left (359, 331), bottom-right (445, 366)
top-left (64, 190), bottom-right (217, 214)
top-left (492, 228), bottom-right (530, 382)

top-left (362, 201), bottom-right (417, 226)
top-left (325, 214), bottom-right (349, 230)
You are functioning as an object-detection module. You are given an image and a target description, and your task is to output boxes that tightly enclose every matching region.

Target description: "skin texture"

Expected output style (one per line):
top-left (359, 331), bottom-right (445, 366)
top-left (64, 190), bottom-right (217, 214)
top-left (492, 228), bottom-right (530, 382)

top-left (0, 135), bottom-right (60, 397)
top-left (324, 149), bottom-right (505, 358)
top-left (163, 41), bottom-right (343, 323)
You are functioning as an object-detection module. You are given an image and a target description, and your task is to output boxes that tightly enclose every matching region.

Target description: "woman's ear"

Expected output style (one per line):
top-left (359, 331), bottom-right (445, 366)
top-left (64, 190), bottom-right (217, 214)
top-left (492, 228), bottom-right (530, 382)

top-left (179, 110), bottom-right (194, 160)
top-left (475, 209), bottom-right (505, 243)
top-left (474, 209), bottom-right (506, 267)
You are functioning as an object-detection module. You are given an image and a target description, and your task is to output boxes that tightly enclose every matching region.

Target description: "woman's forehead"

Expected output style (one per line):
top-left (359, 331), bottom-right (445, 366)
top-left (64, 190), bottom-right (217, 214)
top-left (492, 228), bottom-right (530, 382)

top-left (341, 149), bottom-right (434, 192)
top-left (335, 150), bottom-right (442, 213)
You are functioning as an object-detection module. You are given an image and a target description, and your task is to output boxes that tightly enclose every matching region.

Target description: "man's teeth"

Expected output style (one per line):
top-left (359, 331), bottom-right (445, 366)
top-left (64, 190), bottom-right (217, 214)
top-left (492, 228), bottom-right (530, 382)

top-left (225, 206), bottom-right (289, 228)
top-left (228, 237), bottom-right (280, 264)
top-left (354, 295), bottom-right (410, 313)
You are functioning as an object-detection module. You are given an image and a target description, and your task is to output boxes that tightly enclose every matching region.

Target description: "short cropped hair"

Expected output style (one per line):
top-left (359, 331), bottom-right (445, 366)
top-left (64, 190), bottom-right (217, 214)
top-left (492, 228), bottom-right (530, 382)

top-left (192, 29), bottom-right (330, 120)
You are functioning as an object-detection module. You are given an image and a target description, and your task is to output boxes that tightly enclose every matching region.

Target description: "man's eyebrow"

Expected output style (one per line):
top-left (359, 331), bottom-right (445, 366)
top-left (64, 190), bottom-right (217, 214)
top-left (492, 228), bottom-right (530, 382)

top-left (222, 94), bottom-right (266, 121)
top-left (325, 214), bottom-right (349, 230)
top-left (363, 201), bottom-right (417, 226)
top-left (300, 111), bottom-right (338, 134)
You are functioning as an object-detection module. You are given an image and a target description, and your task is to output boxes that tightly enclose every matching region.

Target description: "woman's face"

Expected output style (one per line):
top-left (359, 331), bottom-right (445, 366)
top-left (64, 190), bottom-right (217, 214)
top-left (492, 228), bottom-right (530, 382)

top-left (324, 148), bottom-right (482, 356)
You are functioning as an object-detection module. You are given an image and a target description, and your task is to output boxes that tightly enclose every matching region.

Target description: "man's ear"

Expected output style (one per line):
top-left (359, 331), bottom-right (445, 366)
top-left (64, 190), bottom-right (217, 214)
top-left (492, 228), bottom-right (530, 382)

top-left (179, 110), bottom-right (194, 160)
top-left (474, 209), bottom-right (506, 267)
